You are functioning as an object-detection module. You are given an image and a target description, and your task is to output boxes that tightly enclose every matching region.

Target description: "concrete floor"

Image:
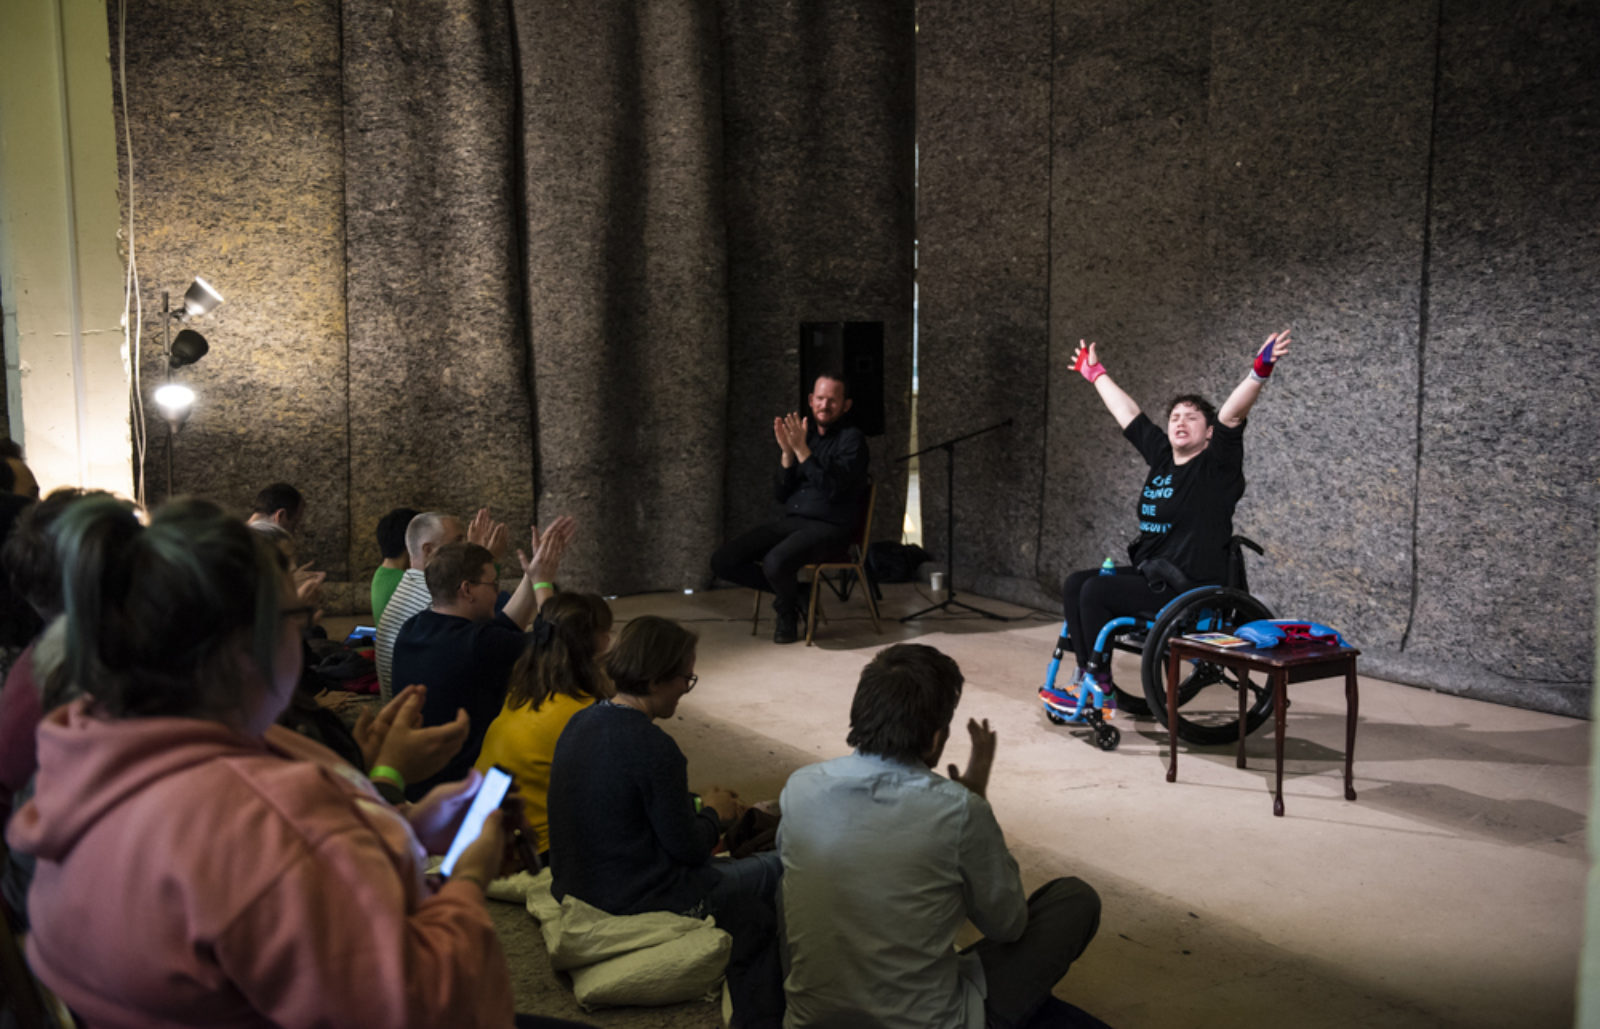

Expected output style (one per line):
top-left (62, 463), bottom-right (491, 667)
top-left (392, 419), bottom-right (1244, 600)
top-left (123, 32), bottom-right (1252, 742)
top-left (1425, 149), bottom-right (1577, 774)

top-left (361, 582), bottom-right (1589, 1027)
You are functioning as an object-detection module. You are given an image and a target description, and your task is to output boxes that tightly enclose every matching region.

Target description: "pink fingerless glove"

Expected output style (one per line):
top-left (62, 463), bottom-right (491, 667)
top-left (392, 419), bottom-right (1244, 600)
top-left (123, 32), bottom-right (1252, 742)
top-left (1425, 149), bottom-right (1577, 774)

top-left (1251, 337), bottom-right (1277, 381)
top-left (1072, 349), bottom-right (1106, 384)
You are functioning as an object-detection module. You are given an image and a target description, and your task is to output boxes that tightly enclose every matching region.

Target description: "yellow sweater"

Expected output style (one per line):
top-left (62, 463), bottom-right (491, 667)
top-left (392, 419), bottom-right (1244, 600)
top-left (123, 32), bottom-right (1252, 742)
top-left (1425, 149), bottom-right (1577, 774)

top-left (476, 692), bottom-right (595, 852)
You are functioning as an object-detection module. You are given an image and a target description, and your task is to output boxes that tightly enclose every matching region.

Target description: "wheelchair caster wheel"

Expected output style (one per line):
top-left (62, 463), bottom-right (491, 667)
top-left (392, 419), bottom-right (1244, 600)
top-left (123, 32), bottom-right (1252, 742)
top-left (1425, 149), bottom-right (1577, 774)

top-left (1094, 725), bottom-right (1121, 752)
top-left (1044, 706), bottom-right (1068, 726)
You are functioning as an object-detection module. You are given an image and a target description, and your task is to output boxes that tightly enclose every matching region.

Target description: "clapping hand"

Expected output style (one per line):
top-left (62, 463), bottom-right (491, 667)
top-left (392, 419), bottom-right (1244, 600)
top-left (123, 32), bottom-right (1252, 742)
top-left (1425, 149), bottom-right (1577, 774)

top-left (947, 717), bottom-right (997, 798)
top-left (517, 515), bottom-right (578, 586)
top-left (355, 684), bottom-right (471, 786)
top-left (466, 507), bottom-right (510, 561)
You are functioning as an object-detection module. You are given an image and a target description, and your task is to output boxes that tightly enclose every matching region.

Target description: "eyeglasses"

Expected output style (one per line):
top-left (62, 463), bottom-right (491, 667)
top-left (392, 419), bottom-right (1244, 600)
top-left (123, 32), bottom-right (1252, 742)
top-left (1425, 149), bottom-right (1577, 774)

top-left (680, 673), bottom-right (699, 691)
top-left (468, 577), bottom-right (499, 590)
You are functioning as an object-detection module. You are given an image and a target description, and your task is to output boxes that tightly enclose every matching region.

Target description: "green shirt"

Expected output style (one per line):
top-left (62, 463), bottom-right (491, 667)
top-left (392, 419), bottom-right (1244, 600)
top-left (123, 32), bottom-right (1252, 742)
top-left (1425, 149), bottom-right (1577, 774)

top-left (370, 565), bottom-right (406, 622)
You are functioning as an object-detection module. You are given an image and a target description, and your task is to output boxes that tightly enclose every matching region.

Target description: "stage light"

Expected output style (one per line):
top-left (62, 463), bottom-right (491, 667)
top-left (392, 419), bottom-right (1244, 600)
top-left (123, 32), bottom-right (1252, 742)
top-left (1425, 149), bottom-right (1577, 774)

top-left (179, 276), bottom-right (224, 320)
top-left (169, 328), bottom-right (209, 368)
top-left (153, 383), bottom-right (195, 428)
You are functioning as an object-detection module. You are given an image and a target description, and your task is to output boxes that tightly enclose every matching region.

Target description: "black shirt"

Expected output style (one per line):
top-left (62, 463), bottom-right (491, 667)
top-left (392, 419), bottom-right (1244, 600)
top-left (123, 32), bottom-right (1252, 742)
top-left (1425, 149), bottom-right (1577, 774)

top-left (391, 609), bottom-right (526, 800)
top-left (1123, 413), bottom-right (1246, 585)
top-left (773, 423), bottom-right (869, 525)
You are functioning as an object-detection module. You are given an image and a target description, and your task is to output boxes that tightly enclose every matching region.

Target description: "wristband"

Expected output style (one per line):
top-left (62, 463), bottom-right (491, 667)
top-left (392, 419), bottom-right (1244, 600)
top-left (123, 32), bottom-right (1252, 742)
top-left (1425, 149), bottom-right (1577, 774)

top-left (1071, 345), bottom-right (1105, 384)
top-left (369, 764), bottom-right (406, 791)
top-left (1252, 337), bottom-right (1277, 380)
top-left (532, 581), bottom-right (554, 591)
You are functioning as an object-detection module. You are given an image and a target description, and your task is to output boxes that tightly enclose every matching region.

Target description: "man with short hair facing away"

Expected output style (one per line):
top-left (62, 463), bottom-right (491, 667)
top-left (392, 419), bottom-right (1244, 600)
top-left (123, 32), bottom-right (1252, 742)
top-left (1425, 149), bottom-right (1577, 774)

top-left (370, 507), bottom-right (419, 623)
top-left (375, 507), bottom-right (509, 701)
top-left (711, 373), bottom-right (868, 644)
top-left (390, 519), bottom-right (574, 801)
top-left (245, 482), bottom-right (304, 535)
top-left (778, 644), bottom-right (1102, 1029)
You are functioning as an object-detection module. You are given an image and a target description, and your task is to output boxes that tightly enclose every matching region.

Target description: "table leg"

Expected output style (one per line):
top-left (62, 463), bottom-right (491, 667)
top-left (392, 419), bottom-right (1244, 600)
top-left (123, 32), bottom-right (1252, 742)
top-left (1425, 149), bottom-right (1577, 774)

top-left (1344, 664), bottom-right (1359, 801)
top-left (1236, 667), bottom-right (1248, 769)
top-left (1273, 671), bottom-right (1287, 817)
top-left (1166, 646), bottom-right (1181, 783)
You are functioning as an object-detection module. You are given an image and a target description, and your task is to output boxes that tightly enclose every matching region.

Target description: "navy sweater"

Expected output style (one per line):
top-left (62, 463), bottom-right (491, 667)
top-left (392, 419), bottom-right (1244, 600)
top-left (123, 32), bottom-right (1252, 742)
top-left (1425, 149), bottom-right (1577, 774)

top-left (546, 702), bottom-right (722, 915)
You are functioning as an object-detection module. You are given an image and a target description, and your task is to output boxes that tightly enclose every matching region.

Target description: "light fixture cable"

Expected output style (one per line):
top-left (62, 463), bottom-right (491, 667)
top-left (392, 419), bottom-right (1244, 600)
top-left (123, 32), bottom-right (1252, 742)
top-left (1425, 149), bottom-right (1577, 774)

top-left (117, 0), bottom-right (147, 506)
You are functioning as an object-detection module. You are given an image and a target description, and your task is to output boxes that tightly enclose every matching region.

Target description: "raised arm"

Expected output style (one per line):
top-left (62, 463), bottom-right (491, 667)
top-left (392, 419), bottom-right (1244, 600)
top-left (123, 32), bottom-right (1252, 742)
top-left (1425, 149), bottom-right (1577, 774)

top-left (1217, 330), bottom-right (1291, 428)
top-left (1074, 340), bottom-right (1141, 429)
top-left (504, 516), bottom-right (577, 628)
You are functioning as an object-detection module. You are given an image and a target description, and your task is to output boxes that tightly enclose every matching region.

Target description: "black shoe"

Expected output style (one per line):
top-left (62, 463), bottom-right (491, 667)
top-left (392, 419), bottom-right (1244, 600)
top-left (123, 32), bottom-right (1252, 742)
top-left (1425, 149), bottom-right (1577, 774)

top-left (774, 610), bottom-right (804, 645)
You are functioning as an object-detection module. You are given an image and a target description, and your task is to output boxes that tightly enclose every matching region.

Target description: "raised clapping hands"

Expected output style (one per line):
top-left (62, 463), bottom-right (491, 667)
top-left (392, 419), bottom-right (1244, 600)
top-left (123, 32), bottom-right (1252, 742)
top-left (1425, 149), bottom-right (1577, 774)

top-left (466, 507), bottom-right (511, 562)
top-left (947, 717), bottom-right (997, 799)
top-left (354, 684), bottom-right (472, 787)
top-left (517, 515), bottom-right (578, 586)
top-left (773, 412), bottom-right (810, 466)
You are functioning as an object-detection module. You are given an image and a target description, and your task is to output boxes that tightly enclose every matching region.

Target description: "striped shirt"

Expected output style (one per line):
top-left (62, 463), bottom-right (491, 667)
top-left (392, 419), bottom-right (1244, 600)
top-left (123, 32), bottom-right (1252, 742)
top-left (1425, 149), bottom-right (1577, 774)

top-left (375, 568), bottom-right (432, 703)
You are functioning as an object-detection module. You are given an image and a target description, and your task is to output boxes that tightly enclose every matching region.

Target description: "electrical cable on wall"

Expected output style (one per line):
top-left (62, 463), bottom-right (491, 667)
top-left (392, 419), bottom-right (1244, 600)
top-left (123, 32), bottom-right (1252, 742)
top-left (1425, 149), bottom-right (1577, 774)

top-left (117, 0), bottom-right (147, 507)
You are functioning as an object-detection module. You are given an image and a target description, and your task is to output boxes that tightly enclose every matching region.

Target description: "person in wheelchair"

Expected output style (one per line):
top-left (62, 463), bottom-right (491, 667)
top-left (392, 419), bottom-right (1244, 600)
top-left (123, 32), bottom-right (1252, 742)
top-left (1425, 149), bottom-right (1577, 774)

top-left (1045, 329), bottom-right (1292, 715)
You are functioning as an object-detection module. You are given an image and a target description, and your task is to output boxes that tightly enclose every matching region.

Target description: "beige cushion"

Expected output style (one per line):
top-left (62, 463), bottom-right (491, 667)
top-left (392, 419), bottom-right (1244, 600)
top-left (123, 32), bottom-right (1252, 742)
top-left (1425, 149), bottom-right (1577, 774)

top-left (520, 869), bottom-right (732, 1010)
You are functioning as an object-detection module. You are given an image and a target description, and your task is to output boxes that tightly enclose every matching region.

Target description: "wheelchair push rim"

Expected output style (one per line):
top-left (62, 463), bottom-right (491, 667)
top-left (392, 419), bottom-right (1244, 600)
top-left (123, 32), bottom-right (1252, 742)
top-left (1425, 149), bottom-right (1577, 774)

top-left (1139, 586), bottom-right (1276, 746)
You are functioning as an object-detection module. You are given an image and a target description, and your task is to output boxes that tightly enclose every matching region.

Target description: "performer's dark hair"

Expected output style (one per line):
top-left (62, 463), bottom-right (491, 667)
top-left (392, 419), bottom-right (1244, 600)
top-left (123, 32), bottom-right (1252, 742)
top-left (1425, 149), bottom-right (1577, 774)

top-left (1166, 394), bottom-right (1218, 426)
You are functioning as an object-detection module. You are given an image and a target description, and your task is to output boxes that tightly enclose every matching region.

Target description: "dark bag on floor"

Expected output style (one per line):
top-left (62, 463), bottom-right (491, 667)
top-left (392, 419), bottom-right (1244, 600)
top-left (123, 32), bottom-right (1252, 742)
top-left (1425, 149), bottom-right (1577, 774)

top-left (865, 542), bottom-right (932, 584)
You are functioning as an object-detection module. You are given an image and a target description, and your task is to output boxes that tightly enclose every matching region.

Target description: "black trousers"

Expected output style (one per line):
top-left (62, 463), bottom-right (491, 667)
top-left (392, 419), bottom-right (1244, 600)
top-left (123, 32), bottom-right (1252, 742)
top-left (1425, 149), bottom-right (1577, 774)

top-left (1060, 566), bottom-right (1165, 670)
top-left (965, 877), bottom-right (1102, 1029)
top-left (711, 516), bottom-right (851, 617)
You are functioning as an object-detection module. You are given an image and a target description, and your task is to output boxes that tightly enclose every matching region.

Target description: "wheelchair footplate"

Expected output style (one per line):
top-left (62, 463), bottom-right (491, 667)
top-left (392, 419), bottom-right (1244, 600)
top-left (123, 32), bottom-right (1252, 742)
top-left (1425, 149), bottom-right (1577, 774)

top-left (1038, 681), bottom-right (1122, 752)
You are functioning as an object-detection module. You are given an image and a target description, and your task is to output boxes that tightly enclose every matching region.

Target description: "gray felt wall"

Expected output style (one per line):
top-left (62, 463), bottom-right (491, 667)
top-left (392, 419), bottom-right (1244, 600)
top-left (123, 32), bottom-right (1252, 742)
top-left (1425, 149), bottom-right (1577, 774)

top-left (108, 0), bottom-right (1594, 713)
top-left (918, 0), bottom-right (1598, 715)
top-left (116, 0), bottom-right (913, 603)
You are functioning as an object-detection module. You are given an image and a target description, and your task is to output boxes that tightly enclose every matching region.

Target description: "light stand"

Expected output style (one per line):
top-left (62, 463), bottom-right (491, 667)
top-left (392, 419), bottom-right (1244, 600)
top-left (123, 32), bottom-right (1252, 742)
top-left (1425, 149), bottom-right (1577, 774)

top-left (898, 418), bottom-right (1017, 622)
top-left (154, 278), bottom-right (221, 499)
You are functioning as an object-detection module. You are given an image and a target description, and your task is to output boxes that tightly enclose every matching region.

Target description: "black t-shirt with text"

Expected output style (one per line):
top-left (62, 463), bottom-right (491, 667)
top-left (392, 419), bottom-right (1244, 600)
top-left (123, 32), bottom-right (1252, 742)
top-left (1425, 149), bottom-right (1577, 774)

top-left (1123, 413), bottom-right (1246, 586)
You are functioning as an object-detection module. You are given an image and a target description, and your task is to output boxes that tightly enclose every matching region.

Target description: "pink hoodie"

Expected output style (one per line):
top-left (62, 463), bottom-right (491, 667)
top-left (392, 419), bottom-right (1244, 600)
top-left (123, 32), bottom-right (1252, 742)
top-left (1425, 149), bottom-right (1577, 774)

top-left (7, 699), bottom-right (514, 1028)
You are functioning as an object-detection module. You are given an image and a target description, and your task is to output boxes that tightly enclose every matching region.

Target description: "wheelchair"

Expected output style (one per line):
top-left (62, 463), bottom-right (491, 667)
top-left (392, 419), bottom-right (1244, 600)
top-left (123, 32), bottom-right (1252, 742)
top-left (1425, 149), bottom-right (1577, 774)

top-left (1040, 536), bottom-right (1275, 749)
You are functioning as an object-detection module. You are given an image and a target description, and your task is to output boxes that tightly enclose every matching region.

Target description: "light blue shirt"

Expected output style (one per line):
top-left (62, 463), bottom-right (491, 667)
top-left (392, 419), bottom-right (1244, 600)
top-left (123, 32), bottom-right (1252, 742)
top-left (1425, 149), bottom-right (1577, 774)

top-left (778, 751), bottom-right (1027, 1029)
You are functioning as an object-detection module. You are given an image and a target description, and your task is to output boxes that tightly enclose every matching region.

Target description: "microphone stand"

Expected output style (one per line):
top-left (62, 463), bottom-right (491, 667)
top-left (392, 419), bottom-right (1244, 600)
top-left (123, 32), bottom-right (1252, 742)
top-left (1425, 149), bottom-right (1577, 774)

top-left (898, 418), bottom-right (1016, 622)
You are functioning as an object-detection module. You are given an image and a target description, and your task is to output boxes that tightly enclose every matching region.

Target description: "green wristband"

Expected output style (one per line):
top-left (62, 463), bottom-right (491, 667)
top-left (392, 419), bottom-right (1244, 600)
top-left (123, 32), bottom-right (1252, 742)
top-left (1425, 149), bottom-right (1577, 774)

top-left (532, 581), bottom-right (554, 591)
top-left (369, 764), bottom-right (406, 791)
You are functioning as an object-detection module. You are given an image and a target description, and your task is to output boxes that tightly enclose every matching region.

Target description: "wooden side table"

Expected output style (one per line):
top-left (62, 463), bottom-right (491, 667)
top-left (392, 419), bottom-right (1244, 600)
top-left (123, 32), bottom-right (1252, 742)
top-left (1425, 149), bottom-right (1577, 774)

top-left (1164, 638), bottom-right (1362, 816)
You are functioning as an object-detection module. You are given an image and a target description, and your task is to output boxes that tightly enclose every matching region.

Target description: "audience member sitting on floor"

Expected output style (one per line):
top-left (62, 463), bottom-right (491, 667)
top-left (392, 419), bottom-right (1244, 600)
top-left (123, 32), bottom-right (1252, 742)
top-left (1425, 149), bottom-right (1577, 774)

top-left (547, 616), bottom-right (785, 1029)
top-left (376, 506), bottom-right (509, 700)
top-left (391, 518), bottom-right (574, 801)
top-left (246, 480), bottom-right (305, 535)
top-left (372, 506), bottom-right (420, 623)
top-left (4, 495), bottom-right (550, 1026)
top-left (0, 489), bottom-right (94, 828)
top-left (0, 439), bottom-right (40, 502)
top-left (779, 643), bottom-right (1103, 1029)
top-left (476, 592), bottom-right (614, 858)
top-left (256, 506), bottom-right (471, 798)
top-left (248, 519), bottom-right (327, 629)
top-left (0, 486), bottom-right (41, 686)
